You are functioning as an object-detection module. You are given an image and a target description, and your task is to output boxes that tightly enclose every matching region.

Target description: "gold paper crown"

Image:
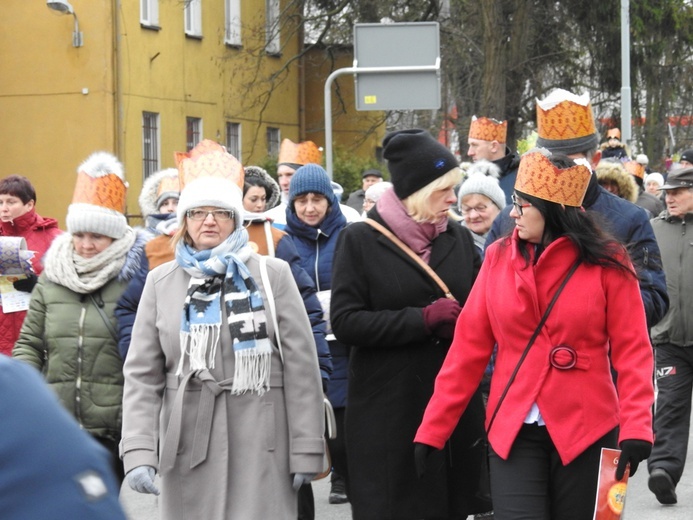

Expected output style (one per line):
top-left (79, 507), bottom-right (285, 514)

top-left (277, 139), bottom-right (322, 166)
top-left (606, 128), bottom-right (621, 140)
top-left (157, 175), bottom-right (180, 197)
top-left (624, 160), bottom-right (645, 179)
top-left (72, 152), bottom-right (127, 212)
top-left (175, 139), bottom-right (244, 189)
top-left (515, 151), bottom-right (591, 207)
top-left (468, 116), bottom-right (507, 143)
top-left (72, 173), bottom-right (127, 212)
top-left (537, 100), bottom-right (596, 141)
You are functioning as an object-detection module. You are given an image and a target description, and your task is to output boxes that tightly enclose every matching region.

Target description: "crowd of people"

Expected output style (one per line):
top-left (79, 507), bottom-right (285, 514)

top-left (2, 86), bottom-right (692, 519)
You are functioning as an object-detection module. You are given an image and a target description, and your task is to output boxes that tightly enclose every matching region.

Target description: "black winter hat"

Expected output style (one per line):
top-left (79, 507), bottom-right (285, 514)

top-left (383, 129), bottom-right (459, 199)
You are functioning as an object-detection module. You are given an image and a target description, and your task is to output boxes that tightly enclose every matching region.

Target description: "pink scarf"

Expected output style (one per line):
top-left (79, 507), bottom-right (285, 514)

top-left (376, 187), bottom-right (447, 263)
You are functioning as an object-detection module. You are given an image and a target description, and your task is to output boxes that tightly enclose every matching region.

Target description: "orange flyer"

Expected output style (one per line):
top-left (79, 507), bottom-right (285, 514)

top-left (593, 448), bottom-right (629, 520)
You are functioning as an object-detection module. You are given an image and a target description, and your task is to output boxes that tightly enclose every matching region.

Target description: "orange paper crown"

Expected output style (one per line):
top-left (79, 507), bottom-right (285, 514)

top-left (624, 160), bottom-right (645, 179)
top-left (72, 174), bottom-right (127, 213)
top-left (515, 151), bottom-right (591, 207)
top-left (468, 116), bottom-right (507, 143)
top-left (277, 139), bottom-right (322, 166)
top-left (537, 101), bottom-right (596, 141)
top-left (606, 128), bottom-right (621, 140)
top-left (157, 175), bottom-right (181, 197)
top-left (175, 139), bottom-right (244, 189)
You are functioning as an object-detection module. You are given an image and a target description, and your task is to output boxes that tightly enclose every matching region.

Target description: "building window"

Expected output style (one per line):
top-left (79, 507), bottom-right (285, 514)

top-left (141, 0), bottom-right (159, 26)
top-left (265, 0), bottom-right (280, 55)
top-left (226, 122), bottom-right (241, 158)
top-left (142, 112), bottom-right (160, 179)
top-left (225, 0), bottom-right (241, 46)
top-left (186, 117), bottom-right (202, 151)
top-left (267, 127), bottom-right (280, 157)
top-left (185, 0), bottom-right (202, 37)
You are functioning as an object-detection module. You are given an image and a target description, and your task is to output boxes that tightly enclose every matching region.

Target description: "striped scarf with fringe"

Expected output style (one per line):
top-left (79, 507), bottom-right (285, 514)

top-left (175, 228), bottom-right (271, 395)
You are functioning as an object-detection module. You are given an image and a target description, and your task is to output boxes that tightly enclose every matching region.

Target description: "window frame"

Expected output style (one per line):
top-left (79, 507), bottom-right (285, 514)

top-left (184, 0), bottom-right (203, 37)
top-left (226, 122), bottom-right (242, 158)
top-left (186, 117), bottom-right (203, 151)
top-left (142, 111), bottom-right (160, 180)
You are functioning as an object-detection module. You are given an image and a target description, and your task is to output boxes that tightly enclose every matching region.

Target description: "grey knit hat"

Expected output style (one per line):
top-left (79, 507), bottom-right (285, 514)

top-left (457, 166), bottom-right (506, 213)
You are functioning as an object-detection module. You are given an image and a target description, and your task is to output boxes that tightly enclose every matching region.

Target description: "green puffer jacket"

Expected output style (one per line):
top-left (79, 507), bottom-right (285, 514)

top-left (13, 233), bottom-right (148, 442)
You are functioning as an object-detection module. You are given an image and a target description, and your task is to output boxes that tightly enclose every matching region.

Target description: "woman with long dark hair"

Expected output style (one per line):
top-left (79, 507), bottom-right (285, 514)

top-left (415, 149), bottom-right (655, 520)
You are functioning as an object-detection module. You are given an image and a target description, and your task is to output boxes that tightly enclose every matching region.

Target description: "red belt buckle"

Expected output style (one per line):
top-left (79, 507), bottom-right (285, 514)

top-left (550, 345), bottom-right (577, 370)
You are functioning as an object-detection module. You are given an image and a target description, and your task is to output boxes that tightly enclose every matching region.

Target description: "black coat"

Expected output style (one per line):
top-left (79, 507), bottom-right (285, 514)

top-left (331, 208), bottom-right (491, 520)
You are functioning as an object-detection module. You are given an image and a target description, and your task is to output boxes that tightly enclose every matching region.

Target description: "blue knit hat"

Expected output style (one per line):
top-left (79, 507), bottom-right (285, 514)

top-left (288, 164), bottom-right (337, 207)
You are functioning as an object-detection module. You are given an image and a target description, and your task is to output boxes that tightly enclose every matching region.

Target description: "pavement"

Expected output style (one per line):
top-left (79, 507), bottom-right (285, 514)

top-left (120, 429), bottom-right (693, 519)
top-left (120, 475), bottom-right (352, 519)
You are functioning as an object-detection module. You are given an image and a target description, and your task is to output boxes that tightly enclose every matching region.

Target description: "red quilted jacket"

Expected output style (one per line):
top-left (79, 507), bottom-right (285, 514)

top-left (0, 209), bottom-right (62, 355)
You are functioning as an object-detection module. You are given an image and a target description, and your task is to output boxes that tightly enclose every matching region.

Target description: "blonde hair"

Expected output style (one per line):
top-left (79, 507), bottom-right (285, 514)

top-left (172, 219), bottom-right (193, 248)
top-left (402, 168), bottom-right (462, 222)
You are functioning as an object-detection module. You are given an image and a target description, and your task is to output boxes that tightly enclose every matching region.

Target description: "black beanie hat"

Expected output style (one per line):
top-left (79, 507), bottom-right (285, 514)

top-left (383, 129), bottom-right (459, 199)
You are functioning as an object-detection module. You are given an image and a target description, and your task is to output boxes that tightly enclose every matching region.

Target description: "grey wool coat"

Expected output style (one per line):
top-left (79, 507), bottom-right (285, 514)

top-left (120, 254), bottom-right (325, 520)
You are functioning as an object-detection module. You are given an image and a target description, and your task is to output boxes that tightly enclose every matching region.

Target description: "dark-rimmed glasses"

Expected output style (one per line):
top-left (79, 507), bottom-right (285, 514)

top-left (186, 209), bottom-right (234, 221)
top-left (511, 194), bottom-right (532, 216)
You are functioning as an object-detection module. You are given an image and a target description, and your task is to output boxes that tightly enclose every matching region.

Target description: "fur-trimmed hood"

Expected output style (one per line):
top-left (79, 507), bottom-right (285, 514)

top-left (595, 161), bottom-right (638, 203)
top-left (138, 168), bottom-right (180, 218)
top-left (244, 165), bottom-right (281, 210)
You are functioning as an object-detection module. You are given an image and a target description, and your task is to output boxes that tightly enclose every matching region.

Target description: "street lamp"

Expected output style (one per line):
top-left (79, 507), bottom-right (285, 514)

top-left (47, 0), bottom-right (83, 48)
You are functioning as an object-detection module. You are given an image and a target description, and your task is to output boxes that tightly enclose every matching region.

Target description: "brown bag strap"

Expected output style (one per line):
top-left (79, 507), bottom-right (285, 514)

top-left (364, 218), bottom-right (455, 301)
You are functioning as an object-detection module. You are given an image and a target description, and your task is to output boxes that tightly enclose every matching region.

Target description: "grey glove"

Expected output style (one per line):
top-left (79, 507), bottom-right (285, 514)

top-left (126, 465), bottom-right (160, 495)
top-left (292, 473), bottom-right (317, 491)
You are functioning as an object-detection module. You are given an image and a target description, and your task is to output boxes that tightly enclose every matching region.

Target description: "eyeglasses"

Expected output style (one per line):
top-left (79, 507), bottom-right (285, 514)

top-left (460, 204), bottom-right (489, 215)
top-left (186, 209), bottom-right (234, 221)
top-left (511, 194), bottom-right (532, 216)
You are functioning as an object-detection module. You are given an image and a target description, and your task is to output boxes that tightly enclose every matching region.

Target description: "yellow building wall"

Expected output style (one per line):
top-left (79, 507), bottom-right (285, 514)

top-left (303, 46), bottom-right (385, 161)
top-left (0, 0), bottom-right (116, 228)
top-left (1, 1), bottom-right (380, 227)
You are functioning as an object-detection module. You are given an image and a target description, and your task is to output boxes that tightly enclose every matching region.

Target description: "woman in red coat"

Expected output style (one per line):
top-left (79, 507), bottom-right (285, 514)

top-left (0, 175), bottom-right (61, 355)
top-left (415, 150), bottom-right (655, 519)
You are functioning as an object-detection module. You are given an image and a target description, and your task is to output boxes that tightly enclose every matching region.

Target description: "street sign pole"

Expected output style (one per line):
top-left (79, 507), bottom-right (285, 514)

top-left (323, 22), bottom-right (441, 179)
top-left (323, 60), bottom-right (440, 179)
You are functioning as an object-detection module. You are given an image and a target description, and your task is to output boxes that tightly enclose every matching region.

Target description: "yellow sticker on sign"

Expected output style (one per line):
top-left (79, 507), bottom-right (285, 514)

top-left (364, 95), bottom-right (377, 104)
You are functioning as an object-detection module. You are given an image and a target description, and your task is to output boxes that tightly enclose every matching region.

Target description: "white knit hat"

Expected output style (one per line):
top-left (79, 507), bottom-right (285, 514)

top-left (66, 151), bottom-right (128, 239)
top-left (457, 169), bottom-right (506, 212)
top-left (176, 177), bottom-right (244, 229)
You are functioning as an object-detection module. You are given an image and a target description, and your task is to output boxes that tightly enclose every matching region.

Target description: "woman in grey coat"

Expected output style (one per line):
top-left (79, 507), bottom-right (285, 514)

top-left (120, 171), bottom-right (325, 520)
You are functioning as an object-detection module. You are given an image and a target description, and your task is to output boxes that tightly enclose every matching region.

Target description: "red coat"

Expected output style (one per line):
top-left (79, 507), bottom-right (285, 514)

top-left (415, 231), bottom-right (654, 464)
top-left (0, 209), bottom-right (61, 355)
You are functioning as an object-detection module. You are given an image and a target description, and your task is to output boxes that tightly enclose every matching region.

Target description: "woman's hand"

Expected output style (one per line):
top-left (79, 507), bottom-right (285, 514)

top-left (292, 473), bottom-right (317, 490)
top-left (616, 439), bottom-right (652, 480)
top-left (126, 465), bottom-right (160, 495)
top-left (414, 442), bottom-right (436, 479)
top-left (423, 298), bottom-right (461, 339)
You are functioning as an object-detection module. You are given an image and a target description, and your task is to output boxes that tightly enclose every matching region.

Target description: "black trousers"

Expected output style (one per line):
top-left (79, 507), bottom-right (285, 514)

top-left (648, 343), bottom-right (693, 485)
top-left (326, 407), bottom-right (349, 493)
top-left (488, 423), bottom-right (617, 520)
top-left (94, 436), bottom-right (125, 484)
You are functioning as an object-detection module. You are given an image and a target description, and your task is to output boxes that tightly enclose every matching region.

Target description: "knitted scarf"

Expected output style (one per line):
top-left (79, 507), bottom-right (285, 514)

top-left (376, 187), bottom-right (447, 263)
top-left (175, 227), bottom-right (272, 395)
top-left (43, 228), bottom-right (137, 294)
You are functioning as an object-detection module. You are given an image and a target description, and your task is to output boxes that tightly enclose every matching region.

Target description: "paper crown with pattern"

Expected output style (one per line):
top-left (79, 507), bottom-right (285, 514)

top-left (536, 90), bottom-right (599, 155)
top-left (175, 139), bottom-right (244, 190)
top-left (174, 140), bottom-right (245, 229)
top-left (66, 151), bottom-right (129, 239)
top-left (138, 168), bottom-right (180, 217)
top-left (277, 139), bottom-right (322, 167)
top-left (515, 150), bottom-right (591, 207)
top-left (468, 116), bottom-right (507, 143)
top-left (623, 160), bottom-right (645, 179)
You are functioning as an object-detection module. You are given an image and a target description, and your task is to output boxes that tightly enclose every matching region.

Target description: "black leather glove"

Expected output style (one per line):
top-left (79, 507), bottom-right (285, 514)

top-left (414, 442), bottom-right (435, 479)
top-left (13, 274), bottom-right (38, 293)
top-left (616, 439), bottom-right (652, 480)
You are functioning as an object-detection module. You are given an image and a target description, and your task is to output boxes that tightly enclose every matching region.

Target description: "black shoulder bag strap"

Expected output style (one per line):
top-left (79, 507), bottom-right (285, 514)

top-left (89, 293), bottom-right (118, 343)
top-left (486, 259), bottom-right (581, 435)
